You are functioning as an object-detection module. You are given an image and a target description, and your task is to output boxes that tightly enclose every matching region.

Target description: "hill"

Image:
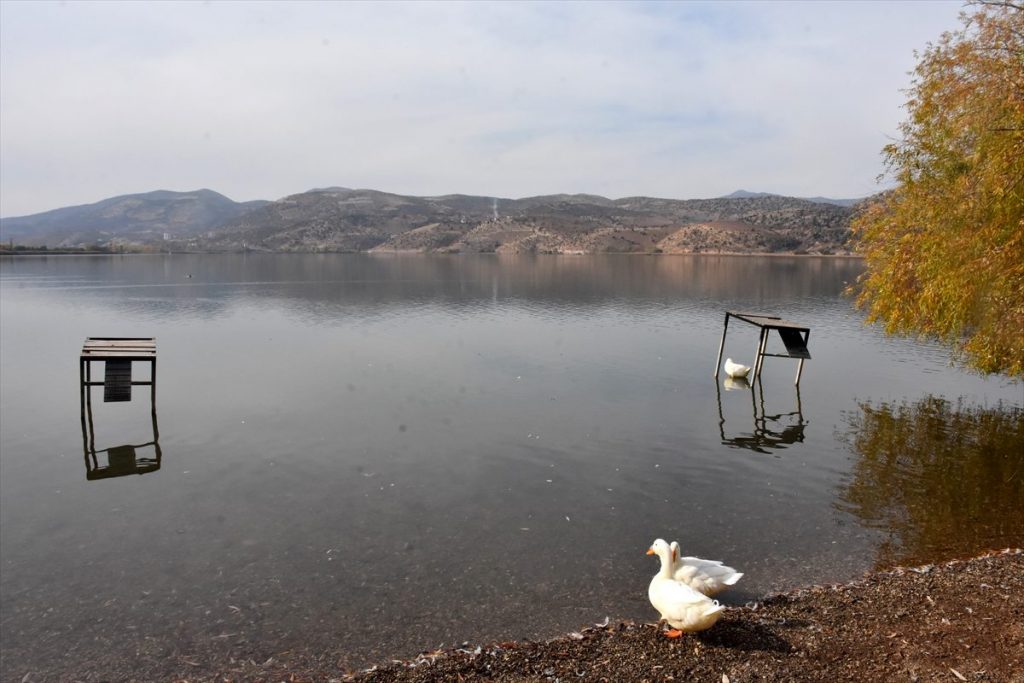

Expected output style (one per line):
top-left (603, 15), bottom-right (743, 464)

top-left (723, 189), bottom-right (863, 207)
top-left (2, 188), bottom-right (860, 255)
top-left (0, 189), bottom-right (268, 247)
top-left (206, 188), bottom-right (856, 255)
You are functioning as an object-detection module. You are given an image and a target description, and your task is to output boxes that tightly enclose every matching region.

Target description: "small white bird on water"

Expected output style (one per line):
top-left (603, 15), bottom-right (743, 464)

top-left (647, 539), bottom-right (724, 637)
top-left (724, 358), bottom-right (751, 379)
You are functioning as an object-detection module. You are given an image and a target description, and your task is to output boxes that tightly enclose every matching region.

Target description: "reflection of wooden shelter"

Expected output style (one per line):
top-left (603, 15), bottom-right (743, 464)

top-left (79, 337), bottom-right (160, 480)
top-left (715, 377), bottom-right (807, 454)
top-left (714, 311), bottom-right (811, 385)
top-left (83, 441), bottom-right (161, 480)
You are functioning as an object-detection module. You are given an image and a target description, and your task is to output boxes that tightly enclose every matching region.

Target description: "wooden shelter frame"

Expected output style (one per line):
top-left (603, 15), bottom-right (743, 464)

top-left (713, 311), bottom-right (811, 385)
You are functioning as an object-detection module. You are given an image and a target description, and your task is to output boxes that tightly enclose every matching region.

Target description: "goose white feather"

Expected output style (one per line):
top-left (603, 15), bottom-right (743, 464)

top-left (724, 358), bottom-right (751, 379)
top-left (669, 541), bottom-right (744, 597)
top-left (647, 539), bottom-right (724, 635)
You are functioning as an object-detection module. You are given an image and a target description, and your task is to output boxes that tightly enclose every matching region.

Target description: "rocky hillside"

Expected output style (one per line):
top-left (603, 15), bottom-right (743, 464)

top-left (722, 189), bottom-right (862, 207)
top-left (206, 189), bottom-right (856, 255)
top-left (0, 189), bottom-right (268, 247)
top-left (2, 187), bottom-right (860, 254)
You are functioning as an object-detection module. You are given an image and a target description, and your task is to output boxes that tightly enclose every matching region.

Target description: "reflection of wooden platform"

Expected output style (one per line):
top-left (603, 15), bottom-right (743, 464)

top-left (79, 337), bottom-right (160, 481)
top-left (85, 442), bottom-right (161, 480)
top-left (714, 312), bottom-right (811, 384)
top-left (715, 375), bottom-right (807, 454)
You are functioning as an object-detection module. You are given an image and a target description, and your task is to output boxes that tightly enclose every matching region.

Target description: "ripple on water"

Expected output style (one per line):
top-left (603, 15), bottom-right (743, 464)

top-left (1, 254), bottom-right (1021, 680)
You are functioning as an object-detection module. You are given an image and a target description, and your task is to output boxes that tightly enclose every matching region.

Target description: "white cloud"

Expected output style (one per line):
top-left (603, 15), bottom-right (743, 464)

top-left (0, 0), bottom-right (964, 216)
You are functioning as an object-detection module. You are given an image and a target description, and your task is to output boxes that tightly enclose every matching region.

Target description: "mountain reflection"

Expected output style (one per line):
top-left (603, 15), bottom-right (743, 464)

top-left (838, 396), bottom-right (1024, 568)
top-left (4, 253), bottom-right (865, 318)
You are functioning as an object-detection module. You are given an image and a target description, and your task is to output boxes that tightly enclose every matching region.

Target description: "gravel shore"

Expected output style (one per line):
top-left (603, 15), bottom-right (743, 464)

top-left (164, 548), bottom-right (1021, 683)
top-left (8, 549), bottom-right (1021, 682)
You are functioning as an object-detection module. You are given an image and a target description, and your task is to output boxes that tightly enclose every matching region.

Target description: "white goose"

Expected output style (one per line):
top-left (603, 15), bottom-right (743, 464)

top-left (724, 358), bottom-right (751, 379)
top-left (646, 538), bottom-right (724, 637)
top-left (669, 541), bottom-right (744, 597)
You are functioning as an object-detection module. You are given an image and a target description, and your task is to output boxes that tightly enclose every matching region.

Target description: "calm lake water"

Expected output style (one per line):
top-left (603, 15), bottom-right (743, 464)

top-left (1, 254), bottom-right (1021, 679)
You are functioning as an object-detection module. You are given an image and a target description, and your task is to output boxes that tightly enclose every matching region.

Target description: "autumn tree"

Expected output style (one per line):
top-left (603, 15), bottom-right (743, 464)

top-left (850, 1), bottom-right (1024, 377)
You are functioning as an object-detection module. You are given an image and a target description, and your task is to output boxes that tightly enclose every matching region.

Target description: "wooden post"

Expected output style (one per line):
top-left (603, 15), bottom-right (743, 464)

top-left (754, 329), bottom-right (770, 380)
top-left (79, 357), bottom-right (88, 460)
top-left (715, 378), bottom-right (725, 439)
top-left (714, 312), bottom-right (731, 378)
top-left (755, 373), bottom-right (767, 432)
top-left (79, 357), bottom-right (85, 412)
top-left (794, 330), bottom-right (810, 385)
top-left (85, 365), bottom-right (96, 454)
top-left (150, 357), bottom-right (158, 443)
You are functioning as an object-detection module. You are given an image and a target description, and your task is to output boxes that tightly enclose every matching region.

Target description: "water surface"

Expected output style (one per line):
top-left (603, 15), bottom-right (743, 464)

top-left (1, 254), bottom-right (1021, 678)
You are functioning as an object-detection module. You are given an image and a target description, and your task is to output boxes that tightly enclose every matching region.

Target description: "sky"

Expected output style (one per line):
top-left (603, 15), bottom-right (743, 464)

top-left (0, 0), bottom-right (966, 217)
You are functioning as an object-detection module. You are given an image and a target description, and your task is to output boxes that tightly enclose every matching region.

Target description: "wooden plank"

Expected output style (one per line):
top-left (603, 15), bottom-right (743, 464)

top-left (104, 360), bottom-right (132, 402)
top-left (84, 344), bottom-right (155, 352)
top-left (729, 311), bottom-right (781, 320)
top-left (107, 445), bottom-right (138, 470)
top-left (82, 342), bottom-right (156, 356)
top-left (777, 328), bottom-right (811, 359)
top-left (767, 320), bottom-right (810, 331)
top-left (82, 352), bottom-right (156, 360)
top-left (85, 342), bottom-right (154, 348)
top-left (83, 337), bottom-right (156, 356)
top-left (729, 313), bottom-right (809, 332)
top-left (732, 313), bottom-right (788, 328)
top-left (81, 350), bottom-right (154, 356)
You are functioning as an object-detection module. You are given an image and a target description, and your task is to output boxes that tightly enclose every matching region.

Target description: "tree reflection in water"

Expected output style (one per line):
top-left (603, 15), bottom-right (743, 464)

top-left (838, 396), bottom-right (1024, 568)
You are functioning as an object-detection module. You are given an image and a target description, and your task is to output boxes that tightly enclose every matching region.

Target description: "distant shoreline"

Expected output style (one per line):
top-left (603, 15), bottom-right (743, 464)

top-left (0, 249), bottom-right (865, 259)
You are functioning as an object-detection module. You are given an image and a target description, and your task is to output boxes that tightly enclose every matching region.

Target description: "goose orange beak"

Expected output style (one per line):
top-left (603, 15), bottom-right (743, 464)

top-left (646, 547), bottom-right (655, 555)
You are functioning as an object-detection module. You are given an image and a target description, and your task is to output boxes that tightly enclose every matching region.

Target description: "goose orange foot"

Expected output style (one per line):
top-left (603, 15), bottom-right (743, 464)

top-left (663, 628), bottom-right (684, 638)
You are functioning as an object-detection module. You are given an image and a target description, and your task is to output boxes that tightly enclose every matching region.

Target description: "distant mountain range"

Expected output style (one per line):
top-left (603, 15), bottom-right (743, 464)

top-left (722, 189), bottom-right (864, 207)
top-left (1, 187), bottom-right (866, 255)
top-left (0, 189), bottom-right (268, 247)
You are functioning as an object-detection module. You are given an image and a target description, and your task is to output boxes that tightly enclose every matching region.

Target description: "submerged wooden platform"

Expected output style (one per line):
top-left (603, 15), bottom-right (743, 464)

top-left (714, 311), bottom-right (811, 384)
top-left (80, 337), bottom-right (157, 403)
top-left (81, 336), bottom-right (157, 360)
top-left (79, 337), bottom-right (160, 480)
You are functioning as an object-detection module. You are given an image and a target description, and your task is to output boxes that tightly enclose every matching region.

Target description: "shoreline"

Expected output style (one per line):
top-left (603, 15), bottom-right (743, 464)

top-left (0, 250), bottom-right (866, 258)
top-left (340, 549), bottom-right (1023, 683)
top-left (3, 551), bottom-right (1020, 681)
